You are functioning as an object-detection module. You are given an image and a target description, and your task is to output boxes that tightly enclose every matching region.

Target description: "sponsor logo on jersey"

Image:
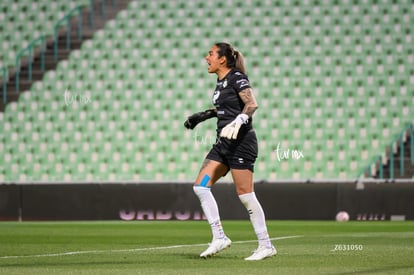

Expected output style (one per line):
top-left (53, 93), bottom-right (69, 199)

top-left (237, 79), bottom-right (249, 89)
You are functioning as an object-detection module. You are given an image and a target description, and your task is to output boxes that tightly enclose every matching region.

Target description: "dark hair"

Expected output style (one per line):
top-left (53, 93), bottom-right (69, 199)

top-left (215, 42), bottom-right (247, 75)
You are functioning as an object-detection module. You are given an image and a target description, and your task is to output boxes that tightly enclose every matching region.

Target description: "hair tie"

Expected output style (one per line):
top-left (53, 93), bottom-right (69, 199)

top-left (233, 50), bottom-right (238, 60)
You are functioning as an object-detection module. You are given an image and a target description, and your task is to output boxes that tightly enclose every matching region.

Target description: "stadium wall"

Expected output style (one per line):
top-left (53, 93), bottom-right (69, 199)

top-left (1, 181), bottom-right (414, 221)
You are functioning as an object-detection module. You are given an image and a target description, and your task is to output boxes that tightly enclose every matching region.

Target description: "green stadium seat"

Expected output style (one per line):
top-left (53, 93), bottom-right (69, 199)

top-left (1, 0), bottom-right (413, 181)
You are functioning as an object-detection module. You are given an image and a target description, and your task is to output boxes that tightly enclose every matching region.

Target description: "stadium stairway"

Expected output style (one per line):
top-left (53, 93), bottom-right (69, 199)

top-left (0, 0), bottom-right (132, 113)
top-left (381, 125), bottom-right (414, 179)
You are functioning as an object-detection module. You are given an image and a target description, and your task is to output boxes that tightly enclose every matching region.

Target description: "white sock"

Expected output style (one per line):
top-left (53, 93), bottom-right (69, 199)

top-left (193, 186), bottom-right (225, 240)
top-left (239, 192), bottom-right (272, 248)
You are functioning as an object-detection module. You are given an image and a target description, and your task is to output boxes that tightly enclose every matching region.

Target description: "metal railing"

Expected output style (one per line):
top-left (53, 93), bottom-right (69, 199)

top-left (1, 67), bottom-right (7, 103)
top-left (15, 36), bottom-right (46, 93)
top-left (53, 6), bottom-right (84, 62)
top-left (3, 0), bottom-right (118, 102)
top-left (54, 0), bottom-right (117, 61)
top-left (363, 123), bottom-right (414, 179)
top-left (393, 123), bottom-right (413, 177)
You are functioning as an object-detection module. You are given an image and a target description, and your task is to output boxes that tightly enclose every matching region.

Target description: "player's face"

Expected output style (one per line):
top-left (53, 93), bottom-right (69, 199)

top-left (205, 45), bottom-right (225, 74)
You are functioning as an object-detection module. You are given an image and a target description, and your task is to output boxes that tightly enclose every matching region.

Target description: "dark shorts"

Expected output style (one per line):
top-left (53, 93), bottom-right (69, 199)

top-left (205, 129), bottom-right (258, 172)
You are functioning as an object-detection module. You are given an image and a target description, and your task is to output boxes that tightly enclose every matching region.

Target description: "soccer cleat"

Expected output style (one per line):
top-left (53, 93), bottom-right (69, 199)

top-left (200, 236), bottom-right (232, 258)
top-left (244, 245), bottom-right (277, 261)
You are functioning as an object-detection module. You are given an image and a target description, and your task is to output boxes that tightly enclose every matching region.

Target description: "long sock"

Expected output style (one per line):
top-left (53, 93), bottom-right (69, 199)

top-left (193, 186), bottom-right (225, 240)
top-left (239, 192), bottom-right (272, 248)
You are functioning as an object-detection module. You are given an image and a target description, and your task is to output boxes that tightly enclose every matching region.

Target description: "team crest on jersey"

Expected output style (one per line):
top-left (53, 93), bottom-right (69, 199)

top-left (223, 79), bottom-right (227, 88)
top-left (212, 90), bottom-right (220, 105)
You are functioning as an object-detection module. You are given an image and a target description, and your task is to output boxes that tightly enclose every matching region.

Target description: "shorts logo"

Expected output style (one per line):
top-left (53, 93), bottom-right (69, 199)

top-left (238, 158), bottom-right (244, 164)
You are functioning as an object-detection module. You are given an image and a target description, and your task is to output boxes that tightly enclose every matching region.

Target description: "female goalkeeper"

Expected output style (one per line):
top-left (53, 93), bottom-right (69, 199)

top-left (184, 42), bottom-right (276, 261)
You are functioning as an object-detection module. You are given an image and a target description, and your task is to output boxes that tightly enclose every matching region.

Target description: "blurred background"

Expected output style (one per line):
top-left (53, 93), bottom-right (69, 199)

top-left (0, 0), bottom-right (413, 221)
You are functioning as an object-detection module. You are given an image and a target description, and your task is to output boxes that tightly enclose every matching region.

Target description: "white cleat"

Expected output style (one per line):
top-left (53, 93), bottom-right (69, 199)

top-left (244, 245), bottom-right (277, 261)
top-left (200, 236), bottom-right (232, 258)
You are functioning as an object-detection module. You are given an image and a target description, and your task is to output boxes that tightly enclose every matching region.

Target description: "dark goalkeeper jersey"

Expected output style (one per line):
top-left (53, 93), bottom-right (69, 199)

top-left (211, 69), bottom-right (253, 135)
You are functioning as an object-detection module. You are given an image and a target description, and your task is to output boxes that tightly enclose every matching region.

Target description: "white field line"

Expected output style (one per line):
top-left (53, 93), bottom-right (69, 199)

top-left (0, 235), bottom-right (303, 259)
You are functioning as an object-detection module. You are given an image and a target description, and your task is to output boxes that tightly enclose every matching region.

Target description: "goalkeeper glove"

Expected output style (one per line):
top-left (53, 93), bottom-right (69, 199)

top-left (220, 114), bottom-right (249, 139)
top-left (184, 109), bottom-right (217, 130)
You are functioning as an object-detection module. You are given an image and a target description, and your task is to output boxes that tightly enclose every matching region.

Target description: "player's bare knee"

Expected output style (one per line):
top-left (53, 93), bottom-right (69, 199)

top-left (235, 185), bottom-right (253, 196)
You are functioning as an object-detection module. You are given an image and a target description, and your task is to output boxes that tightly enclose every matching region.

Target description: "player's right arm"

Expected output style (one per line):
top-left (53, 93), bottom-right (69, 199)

top-left (184, 108), bottom-right (217, 130)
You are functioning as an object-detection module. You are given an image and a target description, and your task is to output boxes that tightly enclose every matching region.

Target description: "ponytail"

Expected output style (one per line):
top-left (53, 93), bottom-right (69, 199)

top-left (233, 50), bottom-right (246, 75)
top-left (215, 42), bottom-right (247, 75)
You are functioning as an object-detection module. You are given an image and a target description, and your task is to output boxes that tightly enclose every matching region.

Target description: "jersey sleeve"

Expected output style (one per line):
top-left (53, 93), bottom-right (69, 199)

top-left (232, 72), bottom-right (251, 93)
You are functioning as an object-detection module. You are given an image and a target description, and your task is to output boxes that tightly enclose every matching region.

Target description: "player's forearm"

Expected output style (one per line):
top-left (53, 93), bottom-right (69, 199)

top-left (239, 88), bottom-right (258, 118)
top-left (242, 102), bottom-right (258, 118)
top-left (184, 108), bottom-right (217, 129)
top-left (203, 108), bottom-right (217, 119)
top-left (208, 108), bottom-right (217, 115)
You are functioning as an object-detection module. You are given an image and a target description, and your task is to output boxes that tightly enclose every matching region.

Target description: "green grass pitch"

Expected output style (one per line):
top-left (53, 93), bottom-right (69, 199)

top-left (0, 221), bottom-right (413, 274)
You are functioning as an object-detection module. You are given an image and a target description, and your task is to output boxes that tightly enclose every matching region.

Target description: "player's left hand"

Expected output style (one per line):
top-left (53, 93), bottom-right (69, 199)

top-left (220, 114), bottom-right (249, 139)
